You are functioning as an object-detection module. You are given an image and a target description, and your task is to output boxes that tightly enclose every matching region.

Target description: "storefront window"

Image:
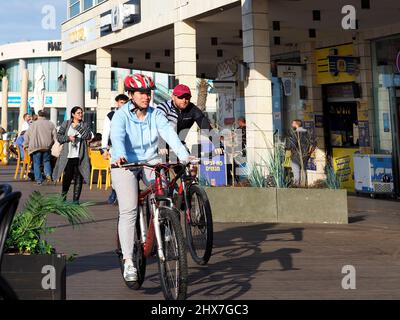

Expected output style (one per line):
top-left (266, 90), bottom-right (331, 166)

top-left (6, 109), bottom-right (19, 133)
top-left (372, 35), bottom-right (400, 194)
top-left (26, 58), bottom-right (64, 93)
top-left (6, 62), bottom-right (21, 92)
top-left (372, 36), bottom-right (400, 154)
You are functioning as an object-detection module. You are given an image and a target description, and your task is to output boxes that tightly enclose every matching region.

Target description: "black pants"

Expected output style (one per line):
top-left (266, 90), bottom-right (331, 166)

top-left (62, 158), bottom-right (83, 202)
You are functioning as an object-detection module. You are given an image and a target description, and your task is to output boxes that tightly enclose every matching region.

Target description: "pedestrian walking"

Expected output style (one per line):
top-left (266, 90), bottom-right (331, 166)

top-left (23, 110), bottom-right (57, 185)
top-left (52, 106), bottom-right (93, 204)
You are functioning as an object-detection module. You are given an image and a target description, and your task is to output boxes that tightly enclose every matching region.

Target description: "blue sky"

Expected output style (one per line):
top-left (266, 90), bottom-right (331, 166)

top-left (0, 0), bottom-right (67, 44)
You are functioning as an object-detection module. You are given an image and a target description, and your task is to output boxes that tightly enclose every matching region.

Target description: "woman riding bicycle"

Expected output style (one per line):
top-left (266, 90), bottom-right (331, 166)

top-left (110, 74), bottom-right (189, 282)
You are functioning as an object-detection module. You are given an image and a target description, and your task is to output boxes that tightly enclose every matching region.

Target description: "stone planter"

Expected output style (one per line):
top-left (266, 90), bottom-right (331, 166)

top-left (204, 187), bottom-right (278, 223)
top-left (276, 188), bottom-right (348, 224)
top-left (1, 254), bottom-right (66, 300)
top-left (204, 187), bottom-right (348, 224)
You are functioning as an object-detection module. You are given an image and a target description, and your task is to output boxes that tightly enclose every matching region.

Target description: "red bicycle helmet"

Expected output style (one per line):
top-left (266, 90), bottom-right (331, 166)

top-left (124, 73), bottom-right (156, 92)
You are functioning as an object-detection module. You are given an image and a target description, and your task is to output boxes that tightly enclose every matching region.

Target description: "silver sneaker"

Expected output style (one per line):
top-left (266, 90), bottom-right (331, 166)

top-left (123, 263), bottom-right (138, 282)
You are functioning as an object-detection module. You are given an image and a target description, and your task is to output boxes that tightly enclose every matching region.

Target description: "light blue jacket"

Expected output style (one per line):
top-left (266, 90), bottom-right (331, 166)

top-left (110, 101), bottom-right (189, 163)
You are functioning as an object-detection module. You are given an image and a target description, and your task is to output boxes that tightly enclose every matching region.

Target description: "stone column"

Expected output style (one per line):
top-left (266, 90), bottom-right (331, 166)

top-left (19, 59), bottom-right (26, 74)
top-left (118, 78), bottom-right (125, 94)
top-left (174, 20), bottom-right (197, 101)
top-left (241, 0), bottom-right (273, 166)
top-left (19, 69), bottom-right (29, 133)
top-left (1, 76), bottom-right (8, 131)
top-left (300, 42), bottom-right (325, 185)
top-left (66, 60), bottom-right (85, 119)
top-left (174, 20), bottom-right (198, 151)
top-left (96, 48), bottom-right (112, 134)
top-left (50, 107), bottom-right (58, 126)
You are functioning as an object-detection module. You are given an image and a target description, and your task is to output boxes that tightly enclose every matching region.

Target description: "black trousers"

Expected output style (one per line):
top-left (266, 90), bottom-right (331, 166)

top-left (62, 158), bottom-right (83, 202)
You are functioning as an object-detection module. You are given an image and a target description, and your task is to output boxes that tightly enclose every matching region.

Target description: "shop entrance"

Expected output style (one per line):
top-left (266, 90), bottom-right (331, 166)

top-left (322, 83), bottom-right (360, 191)
top-left (325, 101), bottom-right (359, 150)
top-left (322, 83), bottom-right (360, 155)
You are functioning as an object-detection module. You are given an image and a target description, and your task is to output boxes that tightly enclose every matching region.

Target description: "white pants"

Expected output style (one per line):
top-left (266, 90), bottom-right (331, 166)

top-left (111, 161), bottom-right (158, 260)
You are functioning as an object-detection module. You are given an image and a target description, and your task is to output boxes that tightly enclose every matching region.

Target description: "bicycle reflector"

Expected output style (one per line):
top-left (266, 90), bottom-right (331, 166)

top-left (155, 176), bottom-right (165, 197)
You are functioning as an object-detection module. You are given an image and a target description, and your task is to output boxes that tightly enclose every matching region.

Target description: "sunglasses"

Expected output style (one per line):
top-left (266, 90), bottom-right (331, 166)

top-left (177, 95), bottom-right (191, 100)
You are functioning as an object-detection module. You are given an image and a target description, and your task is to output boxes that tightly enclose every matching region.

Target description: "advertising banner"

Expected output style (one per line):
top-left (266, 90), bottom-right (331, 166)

top-left (199, 143), bottom-right (227, 186)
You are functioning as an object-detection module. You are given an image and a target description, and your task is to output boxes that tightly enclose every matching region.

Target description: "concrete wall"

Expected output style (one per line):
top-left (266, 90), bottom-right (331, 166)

top-left (205, 187), bottom-right (348, 224)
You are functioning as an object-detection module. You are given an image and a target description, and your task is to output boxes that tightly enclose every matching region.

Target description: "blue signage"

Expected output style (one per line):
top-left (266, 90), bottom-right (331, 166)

top-left (7, 96), bottom-right (52, 106)
top-left (199, 143), bottom-right (227, 186)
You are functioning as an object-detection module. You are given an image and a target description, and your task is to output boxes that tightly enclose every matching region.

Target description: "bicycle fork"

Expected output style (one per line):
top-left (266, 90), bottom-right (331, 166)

top-left (150, 197), bottom-right (166, 262)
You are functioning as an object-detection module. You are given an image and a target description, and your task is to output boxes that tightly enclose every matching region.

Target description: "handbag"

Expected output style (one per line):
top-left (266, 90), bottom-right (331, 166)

top-left (284, 150), bottom-right (291, 168)
top-left (51, 141), bottom-right (63, 158)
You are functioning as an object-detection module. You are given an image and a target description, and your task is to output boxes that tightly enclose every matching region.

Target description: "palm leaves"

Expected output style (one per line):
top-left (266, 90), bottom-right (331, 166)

top-left (0, 67), bottom-right (6, 81)
top-left (197, 79), bottom-right (210, 112)
top-left (5, 192), bottom-right (93, 254)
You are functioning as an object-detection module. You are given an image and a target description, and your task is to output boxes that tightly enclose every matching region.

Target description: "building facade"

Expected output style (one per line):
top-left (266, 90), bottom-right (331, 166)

top-left (0, 40), bottom-right (67, 133)
top-left (61, 0), bottom-right (400, 193)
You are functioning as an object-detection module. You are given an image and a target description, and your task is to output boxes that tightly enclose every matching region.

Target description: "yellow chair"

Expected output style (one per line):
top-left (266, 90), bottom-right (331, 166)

top-left (0, 140), bottom-right (9, 166)
top-left (18, 148), bottom-right (31, 180)
top-left (89, 150), bottom-right (111, 190)
top-left (13, 146), bottom-right (22, 179)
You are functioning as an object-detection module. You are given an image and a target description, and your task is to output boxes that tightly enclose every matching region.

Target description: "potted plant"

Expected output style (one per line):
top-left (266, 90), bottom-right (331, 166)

top-left (203, 126), bottom-right (348, 225)
top-left (1, 191), bottom-right (92, 300)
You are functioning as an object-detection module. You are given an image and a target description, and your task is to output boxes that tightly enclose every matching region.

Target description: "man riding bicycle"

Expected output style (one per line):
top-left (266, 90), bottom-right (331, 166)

top-left (110, 74), bottom-right (190, 282)
top-left (156, 84), bottom-right (223, 158)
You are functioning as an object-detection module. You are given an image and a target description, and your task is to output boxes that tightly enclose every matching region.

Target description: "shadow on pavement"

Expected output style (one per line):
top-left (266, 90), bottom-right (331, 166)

top-left (186, 223), bottom-right (303, 299)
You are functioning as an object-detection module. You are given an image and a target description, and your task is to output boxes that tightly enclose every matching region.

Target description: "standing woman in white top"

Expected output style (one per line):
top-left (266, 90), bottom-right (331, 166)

top-left (52, 106), bottom-right (93, 204)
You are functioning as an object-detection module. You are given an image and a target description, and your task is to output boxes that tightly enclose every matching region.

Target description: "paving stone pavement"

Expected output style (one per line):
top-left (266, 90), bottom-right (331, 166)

top-left (2, 165), bottom-right (400, 300)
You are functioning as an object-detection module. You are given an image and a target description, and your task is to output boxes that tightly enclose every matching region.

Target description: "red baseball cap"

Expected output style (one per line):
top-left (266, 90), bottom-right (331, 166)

top-left (173, 84), bottom-right (192, 97)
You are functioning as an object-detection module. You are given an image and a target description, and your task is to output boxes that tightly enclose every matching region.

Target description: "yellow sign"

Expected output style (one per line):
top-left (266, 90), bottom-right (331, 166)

top-left (68, 27), bottom-right (86, 44)
top-left (316, 44), bottom-right (356, 85)
top-left (332, 147), bottom-right (359, 192)
top-left (357, 100), bottom-right (369, 121)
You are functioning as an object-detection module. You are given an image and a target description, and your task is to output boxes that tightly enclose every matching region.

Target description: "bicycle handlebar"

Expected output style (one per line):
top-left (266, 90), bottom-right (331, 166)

top-left (110, 159), bottom-right (200, 169)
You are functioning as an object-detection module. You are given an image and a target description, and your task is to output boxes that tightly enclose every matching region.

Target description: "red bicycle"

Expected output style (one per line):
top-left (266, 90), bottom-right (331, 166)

top-left (167, 162), bottom-right (213, 265)
top-left (114, 162), bottom-right (188, 300)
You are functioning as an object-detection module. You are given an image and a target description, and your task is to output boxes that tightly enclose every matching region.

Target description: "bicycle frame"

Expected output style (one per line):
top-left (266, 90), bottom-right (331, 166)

top-left (114, 161), bottom-right (196, 262)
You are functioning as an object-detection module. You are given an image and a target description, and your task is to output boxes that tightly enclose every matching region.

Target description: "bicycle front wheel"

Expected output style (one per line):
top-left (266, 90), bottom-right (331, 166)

top-left (158, 207), bottom-right (188, 300)
top-left (185, 185), bottom-right (213, 265)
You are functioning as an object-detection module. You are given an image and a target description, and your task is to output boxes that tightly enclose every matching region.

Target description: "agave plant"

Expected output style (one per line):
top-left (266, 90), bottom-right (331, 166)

top-left (252, 123), bottom-right (290, 188)
top-left (246, 163), bottom-right (267, 188)
top-left (324, 158), bottom-right (342, 190)
top-left (5, 192), bottom-right (93, 255)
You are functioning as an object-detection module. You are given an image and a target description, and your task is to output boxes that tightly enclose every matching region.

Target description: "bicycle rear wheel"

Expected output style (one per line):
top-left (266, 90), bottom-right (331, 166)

top-left (185, 184), bottom-right (213, 265)
top-left (116, 204), bottom-right (147, 290)
top-left (158, 207), bottom-right (188, 300)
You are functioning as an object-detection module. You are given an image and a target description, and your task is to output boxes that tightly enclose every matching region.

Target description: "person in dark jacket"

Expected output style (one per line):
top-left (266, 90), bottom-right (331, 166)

top-left (52, 106), bottom-right (93, 204)
top-left (285, 119), bottom-right (317, 187)
top-left (156, 84), bottom-right (223, 159)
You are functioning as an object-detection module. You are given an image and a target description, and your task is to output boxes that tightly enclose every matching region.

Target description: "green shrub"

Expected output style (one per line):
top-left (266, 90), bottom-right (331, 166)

top-left (5, 192), bottom-right (93, 255)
